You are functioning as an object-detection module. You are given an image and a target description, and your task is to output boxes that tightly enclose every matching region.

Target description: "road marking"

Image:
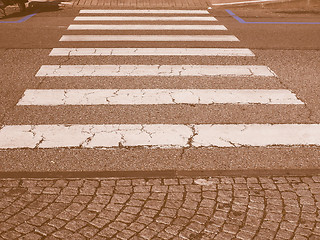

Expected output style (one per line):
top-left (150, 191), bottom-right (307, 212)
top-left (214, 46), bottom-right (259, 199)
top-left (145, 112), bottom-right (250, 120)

top-left (212, 0), bottom-right (279, 6)
top-left (18, 89), bottom-right (303, 105)
top-left (49, 48), bottom-right (254, 56)
top-left (0, 124), bottom-right (319, 149)
top-left (74, 16), bottom-right (217, 21)
top-left (79, 10), bottom-right (210, 14)
top-left (0, 13), bottom-right (37, 23)
top-left (67, 24), bottom-right (227, 30)
top-left (59, 35), bottom-right (239, 42)
top-left (226, 9), bottom-right (320, 24)
top-left (36, 65), bottom-right (276, 77)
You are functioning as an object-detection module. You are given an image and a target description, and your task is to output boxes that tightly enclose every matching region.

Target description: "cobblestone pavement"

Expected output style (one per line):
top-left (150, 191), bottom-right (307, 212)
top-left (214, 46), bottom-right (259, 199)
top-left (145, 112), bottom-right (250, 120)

top-left (1, 176), bottom-right (320, 239)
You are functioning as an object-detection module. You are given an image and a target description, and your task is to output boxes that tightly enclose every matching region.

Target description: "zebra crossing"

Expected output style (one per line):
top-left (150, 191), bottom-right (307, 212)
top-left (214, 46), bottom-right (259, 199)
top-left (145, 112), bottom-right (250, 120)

top-left (0, 9), bottom-right (317, 149)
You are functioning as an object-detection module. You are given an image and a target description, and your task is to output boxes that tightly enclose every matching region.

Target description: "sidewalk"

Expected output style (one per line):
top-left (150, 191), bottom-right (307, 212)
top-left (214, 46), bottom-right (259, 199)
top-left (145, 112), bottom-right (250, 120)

top-left (1, 175), bottom-right (320, 239)
top-left (74, 0), bottom-right (211, 9)
top-left (72, 0), bottom-right (291, 8)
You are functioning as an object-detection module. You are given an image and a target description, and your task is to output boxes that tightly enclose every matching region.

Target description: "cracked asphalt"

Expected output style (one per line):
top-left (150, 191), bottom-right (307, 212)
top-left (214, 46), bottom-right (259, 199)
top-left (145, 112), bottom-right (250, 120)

top-left (1, 3), bottom-right (320, 171)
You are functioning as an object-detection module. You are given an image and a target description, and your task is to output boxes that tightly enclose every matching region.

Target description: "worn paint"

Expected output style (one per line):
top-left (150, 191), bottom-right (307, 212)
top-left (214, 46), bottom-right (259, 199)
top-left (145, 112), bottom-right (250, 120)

top-left (36, 65), bottom-right (276, 77)
top-left (18, 89), bottom-right (303, 105)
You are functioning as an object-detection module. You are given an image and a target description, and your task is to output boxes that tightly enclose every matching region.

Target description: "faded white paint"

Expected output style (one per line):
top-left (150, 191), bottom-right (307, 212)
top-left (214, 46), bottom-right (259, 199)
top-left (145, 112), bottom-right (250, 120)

top-left (18, 89), bottom-right (303, 105)
top-left (0, 124), bottom-right (320, 149)
top-left (67, 24), bottom-right (227, 30)
top-left (59, 35), bottom-right (239, 42)
top-left (79, 10), bottom-right (210, 14)
top-left (74, 16), bottom-right (217, 21)
top-left (49, 48), bottom-right (254, 56)
top-left (36, 65), bottom-right (276, 77)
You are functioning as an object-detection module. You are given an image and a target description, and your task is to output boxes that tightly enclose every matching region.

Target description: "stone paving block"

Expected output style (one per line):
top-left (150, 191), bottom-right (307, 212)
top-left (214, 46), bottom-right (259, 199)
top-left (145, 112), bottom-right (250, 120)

top-left (48, 218), bottom-right (67, 229)
top-left (27, 216), bottom-right (49, 227)
top-left (117, 212), bottom-right (137, 223)
top-left (6, 213), bottom-right (30, 225)
top-left (109, 221), bottom-right (128, 231)
top-left (163, 179), bottom-right (178, 185)
top-left (20, 232), bottom-right (43, 240)
top-left (61, 187), bottom-right (78, 196)
top-left (132, 179), bottom-right (146, 186)
top-left (52, 229), bottom-right (73, 238)
top-left (223, 223), bottom-right (239, 234)
top-left (127, 222), bottom-right (146, 233)
top-left (65, 219), bottom-right (87, 231)
top-left (148, 222), bottom-right (166, 232)
top-left (139, 227), bottom-right (157, 239)
top-left (140, 208), bottom-right (158, 218)
top-left (115, 186), bottom-right (133, 194)
top-left (91, 195), bottom-right (111, 204)
top-left (117, 229), bottom-right (136, 239)
top-left (117, 179), bottom-right (132, 186)
top-left (69, 232), bottom-right (86, 240)
top-left (275, 228), bottom-right (294, 239)
top-left (79, 187), bottom-right (96, 195)
top-left (145, 200), bottom-right (163, 210)
top-left (155, 216), bottom-right (172, 225)
top-left (151, 185), bottom-right (168, 193)
top-left (90, 217), bottom-right (110, 228)
top-left (79, 225), bottom-right (99, 238)
top-left (35, 224), bottom-right (56, 236)
top-left (15, 223), bottom-right (35, 234)
top-left (105, 203), bottom-right (124, 212)
top-left (43, 187), bottom-right (61, 195)
top-left (83, 180), bottom-right (99, 188)
top-left (65, 202), bottom-right (85, 214)
top-left (187, 221), bottom-right (205, 233)
top-left (3, 205), bottom-right (23, 215)
top-left (157, 230), bottom-right (174, 239)
top-left (134, 186), bottom-right (151, 193)
top-left (76, 209), bottom-right (97, 222)
top-left (122, 206), bottom-right (140, 215)
top-left (55, 195), bottom-right (75, 203)
top-left (165, 200), bottom-right (183, 209)
top-left (56, 210), bottom-right (76, 221)
top-left (101, 180), bottom-right (116, 187)
top-left (149, 192), bottom-right (166, 200)
top-left (87, 202), bottom-right (105, 212)
top-left (67, 180), bottom-right (84, 188)
top-left (1, 230), bottom-right (21, 239)
top-left (96, 186), bottom-right (113, 195)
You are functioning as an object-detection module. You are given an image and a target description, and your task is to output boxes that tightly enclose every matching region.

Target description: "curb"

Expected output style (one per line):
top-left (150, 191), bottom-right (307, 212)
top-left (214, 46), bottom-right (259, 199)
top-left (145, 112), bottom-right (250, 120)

top-left (1, 169), bottom-right (320, 178)
top-left (212, 0), bottom-right (291, 6)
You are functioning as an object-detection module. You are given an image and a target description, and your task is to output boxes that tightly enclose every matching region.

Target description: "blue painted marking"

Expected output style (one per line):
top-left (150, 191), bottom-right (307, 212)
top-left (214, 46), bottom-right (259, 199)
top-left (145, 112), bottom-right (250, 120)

top-left (226, 9), bottom-right (320, 24)
top-left (0, 13), bottom-right (37, 23)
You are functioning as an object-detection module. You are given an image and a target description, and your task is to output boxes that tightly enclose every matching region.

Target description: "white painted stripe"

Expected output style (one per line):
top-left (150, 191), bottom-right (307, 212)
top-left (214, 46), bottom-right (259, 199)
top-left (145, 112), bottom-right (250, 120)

top-left (74, 16), bottom-right (217, 21)
top-left (59, 35), bottom-right (239, 42)
top-left (79, 10), bottom-right (210, 14)
top-left (18, 89), bottom-right (303, 106)
top-left (212, 0), bottom-right (279, 5)
top-left (49, 48), bottom-right (254, 56)
top-left (36, 65), bottom-right (276, 77)
top-left (67, 24), bottom-right (227, 30)
top-left (0, 124), bottom-right (319, 149)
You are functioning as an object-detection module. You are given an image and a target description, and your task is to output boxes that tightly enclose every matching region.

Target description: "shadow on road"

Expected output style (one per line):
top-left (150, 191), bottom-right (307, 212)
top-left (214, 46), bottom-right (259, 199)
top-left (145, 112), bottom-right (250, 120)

top-left (0, 0), bottom-right (64, 19)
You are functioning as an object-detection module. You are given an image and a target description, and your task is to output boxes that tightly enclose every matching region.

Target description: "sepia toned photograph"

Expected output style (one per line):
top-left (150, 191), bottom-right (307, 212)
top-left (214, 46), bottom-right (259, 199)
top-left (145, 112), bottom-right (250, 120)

top-left (0, 0), bottom-right (320, 239)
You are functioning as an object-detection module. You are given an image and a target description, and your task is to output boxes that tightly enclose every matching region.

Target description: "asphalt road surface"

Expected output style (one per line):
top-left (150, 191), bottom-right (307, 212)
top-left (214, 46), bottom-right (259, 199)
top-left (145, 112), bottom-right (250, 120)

top-left (0, 1), bottom-right (319, 175)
